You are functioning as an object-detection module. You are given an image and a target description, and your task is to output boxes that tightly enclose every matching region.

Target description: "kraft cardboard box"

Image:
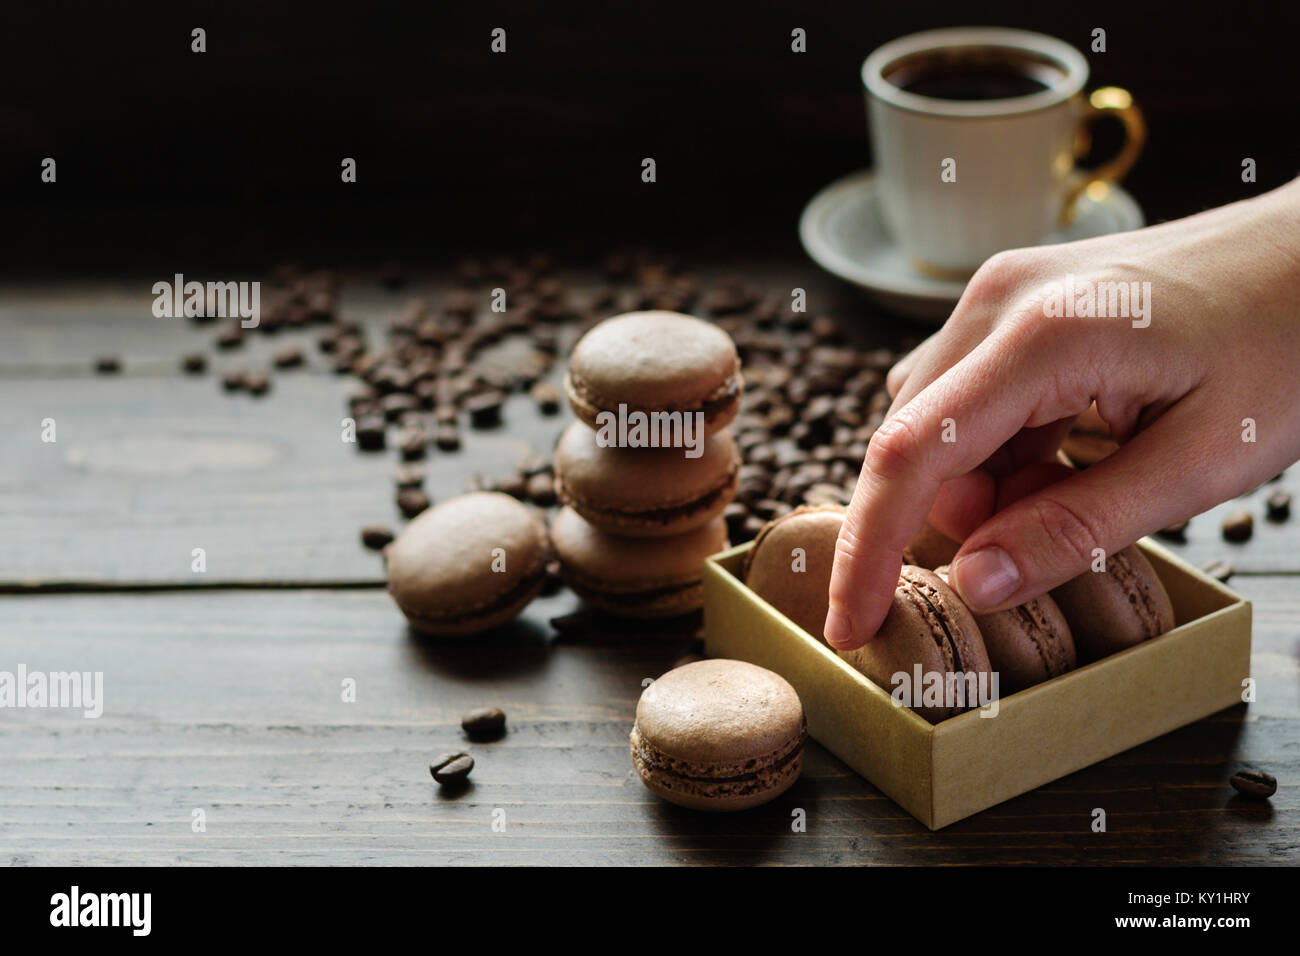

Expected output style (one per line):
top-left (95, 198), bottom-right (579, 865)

top-left (702, 538), bottom-right (1252, 830)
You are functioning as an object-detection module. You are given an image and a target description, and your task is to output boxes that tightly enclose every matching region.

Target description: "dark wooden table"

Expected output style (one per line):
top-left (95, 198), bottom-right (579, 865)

top-left (1, 267), bottom-right (1295, 865)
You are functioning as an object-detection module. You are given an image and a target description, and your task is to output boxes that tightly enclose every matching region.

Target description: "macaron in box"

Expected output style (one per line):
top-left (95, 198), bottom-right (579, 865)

top-left (704, 529), bottom-right (1252, 829)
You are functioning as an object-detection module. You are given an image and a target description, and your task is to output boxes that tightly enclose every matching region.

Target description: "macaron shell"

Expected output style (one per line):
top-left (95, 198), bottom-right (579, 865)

top-left (905, 522), bottom-right (961, 569)
top-left (631, 728), bottom-right (804, 811)
top-left (631, 659), bottom-right (806, 811)
top-left (1050, 544), bottom-right (1175, 661)
top-left (565, 311), bottom-right (742, 433)
top-left (838, 566), bottom-right (992, 724)
top-left (553, 421), bottom-right (739, 536)
top-left (635, 659), bottom-right (805, 764)
top-left (398, 574), bottom-right (546, 637)
top-left (386, 492), bottom-right (548, 634)
top-left (742, 505), bottom-right (845, 643)
top-left (936, 565), bottom-right (1077, 693)
top-left (550, 507), bottom-right (728, 617)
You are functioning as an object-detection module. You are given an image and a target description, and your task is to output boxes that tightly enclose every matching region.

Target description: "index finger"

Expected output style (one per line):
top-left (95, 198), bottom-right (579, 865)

top-left (824, 328), bottom-right (1078, 649)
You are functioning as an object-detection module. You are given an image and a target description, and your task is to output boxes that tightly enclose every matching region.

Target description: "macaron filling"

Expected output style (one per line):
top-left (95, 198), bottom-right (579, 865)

top-left (558, 471), bottom-right (738, 529)
top-left (631, 722), bottom-right (806, 788)
top-left (566, 363), bottom-right (742, 425)
top-left (903, 577), bottom-right (974, 712)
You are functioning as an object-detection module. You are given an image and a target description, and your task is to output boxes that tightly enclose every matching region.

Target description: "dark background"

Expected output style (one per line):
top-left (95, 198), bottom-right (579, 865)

top-left (4, 0), bottom-right (1297, 274)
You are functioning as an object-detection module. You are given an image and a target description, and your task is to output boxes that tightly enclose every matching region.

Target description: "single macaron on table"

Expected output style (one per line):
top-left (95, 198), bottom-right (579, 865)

top-left (704, 510), bottom-right (1253, 829)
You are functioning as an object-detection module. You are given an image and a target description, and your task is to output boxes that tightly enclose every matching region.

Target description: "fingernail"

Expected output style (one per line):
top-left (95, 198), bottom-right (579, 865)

top-left (952, 547), bottom-right (1021, 611)
top-left (824, 606), bottom-right (853, 648)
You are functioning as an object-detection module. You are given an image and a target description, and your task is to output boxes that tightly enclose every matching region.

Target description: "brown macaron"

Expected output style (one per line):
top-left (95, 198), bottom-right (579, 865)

top-left (553, 420), bottom-right (739, 537)
top-left (564, 311), bottom-right (743, 436)
top-left (1049, 543), bottom-right (1175, 662)
top-left (1061, 402), bottom-right (1119, 468)
top-left (742, 505), bottom-right (846, 643)
top-left (838, 566), bottom-right (994, 724)
top-left (631, 659), bottom-right (806, 811)
top-left (386, 492), bottom-right (549, 636)
top-left (935, 565), bottom-right (1077, 694)
top-left (550, 506), bottom-right (728, 618)
top-left (905, 522), bottom-right (961, 569)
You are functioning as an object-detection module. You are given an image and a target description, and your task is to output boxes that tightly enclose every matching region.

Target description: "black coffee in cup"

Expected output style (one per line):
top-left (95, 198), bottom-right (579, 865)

top-left (886, 47), bottom-right (1066, 101)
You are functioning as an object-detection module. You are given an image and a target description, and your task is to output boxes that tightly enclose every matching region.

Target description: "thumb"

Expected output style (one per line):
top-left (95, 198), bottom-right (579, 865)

top-left (948, 403), bottom-right (1216, 612)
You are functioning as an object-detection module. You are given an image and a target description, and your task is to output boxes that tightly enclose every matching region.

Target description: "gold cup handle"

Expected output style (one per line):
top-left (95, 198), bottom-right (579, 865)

top-left (1060, 86), bottom-right (1147, 225)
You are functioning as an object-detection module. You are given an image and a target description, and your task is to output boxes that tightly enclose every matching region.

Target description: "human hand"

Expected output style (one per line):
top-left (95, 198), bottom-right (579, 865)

top-left (825, 178), bottom-right (1300, 650)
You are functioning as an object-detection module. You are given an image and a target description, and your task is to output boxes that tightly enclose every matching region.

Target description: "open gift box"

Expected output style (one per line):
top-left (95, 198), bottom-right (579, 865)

top-left (702, 538), bottom-right (1252, 829)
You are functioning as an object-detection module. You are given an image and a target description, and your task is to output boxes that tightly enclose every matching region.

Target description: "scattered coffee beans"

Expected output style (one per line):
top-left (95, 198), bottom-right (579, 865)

top-left (1229, 768), bottom-right (1277, 799)
top-left (244, 372), bottom-right (271, 396)
top-left (181, 352), bottom-right (207, 374)
top-left (1155, 520), bottom-right (1189, 542)
top-left (430, 752), bottom-right (474, 785)
top-left (1222, 510), bottom-right (1253, 543)
top-left (466, 389), bottom-right (505, 428)
top-left (273, 344), bottom-right (304, 368)
top-left (94, 355), bottom-right (122, 374)
top-left (396, 487), bottom-right (430, 518)
top-left (221, 370), bottom-right (246, 392)
top-left (1266, 489), bottom-right (1291, 522)
top-left (361, 525), bottom-right (395, 550)
top-left (462, 707), bottom-right (507, 740)
top-left (1201, 559), bottom-right (1234, 583)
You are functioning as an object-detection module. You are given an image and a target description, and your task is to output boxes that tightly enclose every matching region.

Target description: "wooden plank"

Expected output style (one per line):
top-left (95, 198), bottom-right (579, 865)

top-left (0, 576), bottom-right (1294, 865)
top-left (0, 373), bottom-right (567, 586)
top-left (2, 275), bottom-right (1297, 587)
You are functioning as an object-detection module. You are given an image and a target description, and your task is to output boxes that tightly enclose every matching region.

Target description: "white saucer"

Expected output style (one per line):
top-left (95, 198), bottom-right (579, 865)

top-left (799, 169), bottom-right (1145, 322)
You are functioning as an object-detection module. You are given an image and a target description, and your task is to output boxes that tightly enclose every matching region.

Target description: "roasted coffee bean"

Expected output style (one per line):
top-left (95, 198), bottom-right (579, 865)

top-left (396, 487), bottom-right (431, 518)
top-left (272, 344), bottom-right (304, 368)
top-left (1266, 489), bottom-right (1291, 522)
top-left (244, 372), bottom-right (271, 396)
top-left (1201, 559), bottom-right (1234, 583)
top-left (805, 483), bottom-right (851, 507)
top-left (810, 315), bottom-right (843, 343)
top-left (1222, 510), bottom-right (1253, 542)
top-left (747, 444), bottom-right (779, 469)
top-left (752, 498), bottom-right (792, 521)
top-left (214, 325), bottom-right (244, 349)
top-left (519, 456), bottom-right (552, 478)
top-left (181, 352), bottom-right (207, 374)
top-left (381, 393), bottom-right (418, 422)
top-left (393, 463), bottom-right (425, 488)
top-left (430, 752), bottom-right (474, 785)
top-left (397, 427), bottom-right (427, 460)
top-left (1156, 520), bottom-right (1189, 542)
top-left (740, 514), bottom-right (767, 541)
top-left (443, 289), bottom-right (477, 317)
top-left (94, 355), bottom-right (122, 374)
top-left (495, 473), bottom-right (528, 499)
top-left (361, 524), bottom-right (395, 550)
top-left (724, 501), bottom-right (749, 536)
top-left (527, 472), bottom-right (557, 506)
top-left (356, 414), bottom-right (387, 451)
top-left (221, 370), bottom-right (246, 392)
top-left (462, 707), bottom-right (507, 740)
top-left (433, 403), bottom-right (459, 425)
top-left (1229, 768), bottom-right (1277, 799)
top-left (530, 381), bottom-right (561, 414)
top-left (465, 389), bottom-right (505, 428)
top-left (435, 425), bottom-right (461, 451)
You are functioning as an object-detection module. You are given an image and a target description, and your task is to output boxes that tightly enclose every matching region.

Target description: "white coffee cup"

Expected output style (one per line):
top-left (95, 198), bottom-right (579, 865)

top-left (862, 26), bottom-right (1145, 275)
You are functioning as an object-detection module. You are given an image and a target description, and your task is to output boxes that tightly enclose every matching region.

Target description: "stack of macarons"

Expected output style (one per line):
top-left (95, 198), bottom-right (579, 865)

top-left (551, 311), bottom-right (743, 617)
top-left (743, 506), bottom-right (1175, 723)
